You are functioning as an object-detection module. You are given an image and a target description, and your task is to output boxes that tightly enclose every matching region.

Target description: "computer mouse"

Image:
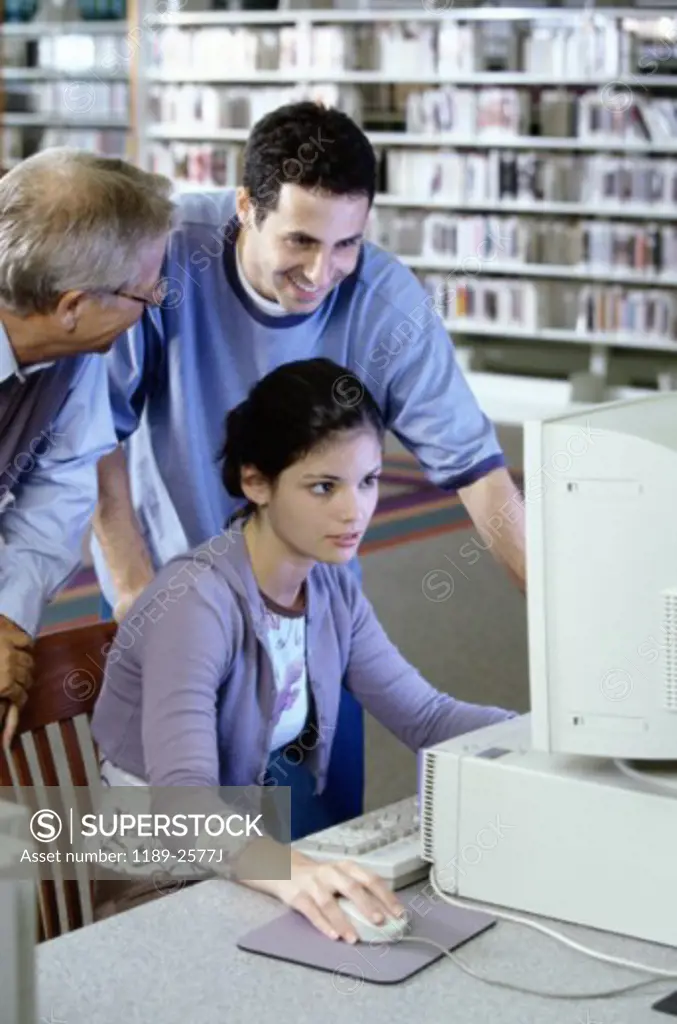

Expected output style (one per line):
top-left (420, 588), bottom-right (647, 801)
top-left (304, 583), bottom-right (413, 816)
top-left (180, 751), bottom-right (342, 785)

top-left (337, 897), bottom-right (411, 944)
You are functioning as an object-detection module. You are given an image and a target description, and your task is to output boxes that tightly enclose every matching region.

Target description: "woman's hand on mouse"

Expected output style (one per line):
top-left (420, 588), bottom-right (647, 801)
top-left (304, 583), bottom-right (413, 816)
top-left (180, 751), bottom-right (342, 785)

top-left (266, 850), bottom-right (406, 942)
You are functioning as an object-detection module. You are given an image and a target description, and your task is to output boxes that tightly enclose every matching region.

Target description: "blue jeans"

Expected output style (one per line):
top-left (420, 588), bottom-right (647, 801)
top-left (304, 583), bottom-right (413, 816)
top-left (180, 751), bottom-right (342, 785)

top-left (98, 557), bottom-right (365, 839)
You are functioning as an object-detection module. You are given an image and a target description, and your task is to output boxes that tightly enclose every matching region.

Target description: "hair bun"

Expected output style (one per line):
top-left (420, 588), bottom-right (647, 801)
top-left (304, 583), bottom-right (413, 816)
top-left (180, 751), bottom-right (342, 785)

top-left (226, 400), bottom-right (248, 440)
top-left (222, 401), bottom-right (250, 498)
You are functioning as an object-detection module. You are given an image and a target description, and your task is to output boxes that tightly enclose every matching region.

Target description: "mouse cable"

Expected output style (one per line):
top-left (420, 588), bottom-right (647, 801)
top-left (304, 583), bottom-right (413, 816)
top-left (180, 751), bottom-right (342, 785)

top-left (395, 933), bottom-right (670, 1000)
top-left (427, 867), bottom-right (677, 978)
top-left (386, 867), bottom-right (677, 1001)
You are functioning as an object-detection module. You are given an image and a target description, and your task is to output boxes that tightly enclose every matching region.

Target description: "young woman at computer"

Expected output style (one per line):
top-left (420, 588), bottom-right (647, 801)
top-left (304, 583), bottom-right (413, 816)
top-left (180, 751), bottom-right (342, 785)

top-left (91, 358), bottom-right (515, 942)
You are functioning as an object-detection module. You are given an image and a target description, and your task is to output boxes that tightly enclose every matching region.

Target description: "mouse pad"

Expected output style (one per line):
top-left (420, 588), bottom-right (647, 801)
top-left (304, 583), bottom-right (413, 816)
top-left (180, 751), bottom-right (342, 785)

top-left (237, 890), bottom-right (496, 985)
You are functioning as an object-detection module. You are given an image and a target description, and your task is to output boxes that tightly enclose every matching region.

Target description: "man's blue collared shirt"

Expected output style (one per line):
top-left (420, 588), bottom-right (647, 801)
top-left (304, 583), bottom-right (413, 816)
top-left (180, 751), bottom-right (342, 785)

top-left (0, 326), bottom-right (117, 634)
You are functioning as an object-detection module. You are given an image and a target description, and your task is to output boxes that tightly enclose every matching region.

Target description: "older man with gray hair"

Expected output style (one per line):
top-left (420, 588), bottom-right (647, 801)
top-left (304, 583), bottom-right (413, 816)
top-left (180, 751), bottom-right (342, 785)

top-left (0, 148), bottom-right (174, 741)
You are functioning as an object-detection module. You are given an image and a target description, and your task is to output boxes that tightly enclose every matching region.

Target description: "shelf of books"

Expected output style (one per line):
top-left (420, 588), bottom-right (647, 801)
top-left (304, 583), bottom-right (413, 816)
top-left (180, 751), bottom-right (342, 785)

top-left (135, 5), bottom-right (677, 422)
top-left (0, 13), bottom-right (133, 173)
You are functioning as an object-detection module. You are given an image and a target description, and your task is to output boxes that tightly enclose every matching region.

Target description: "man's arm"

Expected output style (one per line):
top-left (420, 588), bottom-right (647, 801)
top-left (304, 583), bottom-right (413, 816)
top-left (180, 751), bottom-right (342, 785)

top-left (92, 446), bottom-right (155, 620)
top-left (0, 355), bottom-right (117, 636)
top-left (0, 355), bottom-right (117, 736)
top-left (458, 467), bottom-right (526, 591)
top-left (92, 309), bottom-right (164, 617)
top-left (365, 268), bottom-right (526, 592)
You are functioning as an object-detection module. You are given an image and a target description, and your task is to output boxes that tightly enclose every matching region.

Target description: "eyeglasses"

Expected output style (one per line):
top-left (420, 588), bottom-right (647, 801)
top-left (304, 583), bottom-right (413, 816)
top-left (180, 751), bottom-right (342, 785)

top-left (110, 278), bottom-right (170, 307)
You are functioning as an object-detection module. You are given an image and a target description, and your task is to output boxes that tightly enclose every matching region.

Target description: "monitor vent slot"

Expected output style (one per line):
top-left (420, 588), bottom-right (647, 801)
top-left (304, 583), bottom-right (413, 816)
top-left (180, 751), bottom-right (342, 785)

top-left (663, 589), bottom-right (677, 711)
top-left (421, 751), bottom-right (436, 862)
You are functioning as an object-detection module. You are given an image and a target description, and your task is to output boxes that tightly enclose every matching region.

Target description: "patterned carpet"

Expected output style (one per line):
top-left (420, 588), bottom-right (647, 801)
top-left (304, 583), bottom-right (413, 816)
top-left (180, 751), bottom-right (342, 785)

top-left (40, 453), bottom-right (508, 633)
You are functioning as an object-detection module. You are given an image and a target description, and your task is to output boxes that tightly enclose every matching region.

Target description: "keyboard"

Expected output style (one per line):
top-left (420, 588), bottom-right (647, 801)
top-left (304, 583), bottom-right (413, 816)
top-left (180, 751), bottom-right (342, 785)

top-left (292, 795), bottom-right (429, 889)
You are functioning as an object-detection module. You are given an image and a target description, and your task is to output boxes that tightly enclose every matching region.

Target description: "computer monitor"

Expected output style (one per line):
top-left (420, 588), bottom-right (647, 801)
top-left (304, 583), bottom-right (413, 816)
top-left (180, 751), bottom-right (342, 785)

top-left (524, 391), bottom-right (677, 761)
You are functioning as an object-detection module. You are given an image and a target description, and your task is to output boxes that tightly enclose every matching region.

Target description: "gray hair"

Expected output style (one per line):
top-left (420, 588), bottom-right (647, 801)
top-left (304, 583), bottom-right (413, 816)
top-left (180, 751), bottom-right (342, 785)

top-left (0, 148), bottom-right (175, 316)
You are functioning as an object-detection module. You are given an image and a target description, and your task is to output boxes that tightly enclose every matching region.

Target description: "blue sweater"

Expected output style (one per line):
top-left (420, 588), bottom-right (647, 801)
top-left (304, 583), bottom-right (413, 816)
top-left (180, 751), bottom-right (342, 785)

top-left (91, 188), bottom-right (506, 605)
top-left (91, 524), bottom-right (515, 794)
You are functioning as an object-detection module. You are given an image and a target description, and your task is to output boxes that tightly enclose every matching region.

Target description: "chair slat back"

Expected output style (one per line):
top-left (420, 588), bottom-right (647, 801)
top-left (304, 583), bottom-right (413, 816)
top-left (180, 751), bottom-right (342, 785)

top-left (0, 621), bottom-right (116, 939)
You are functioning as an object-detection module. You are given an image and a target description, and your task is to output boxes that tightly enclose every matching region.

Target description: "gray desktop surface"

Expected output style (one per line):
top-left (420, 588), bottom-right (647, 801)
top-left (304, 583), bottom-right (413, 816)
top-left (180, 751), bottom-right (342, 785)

top-left (38, 878), bottom-right (677, 1024)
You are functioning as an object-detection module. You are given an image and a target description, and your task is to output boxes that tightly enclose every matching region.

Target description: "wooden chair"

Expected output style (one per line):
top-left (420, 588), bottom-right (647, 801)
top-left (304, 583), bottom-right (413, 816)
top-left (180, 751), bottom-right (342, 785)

top-left (0, 620), bottom-right (117, 940)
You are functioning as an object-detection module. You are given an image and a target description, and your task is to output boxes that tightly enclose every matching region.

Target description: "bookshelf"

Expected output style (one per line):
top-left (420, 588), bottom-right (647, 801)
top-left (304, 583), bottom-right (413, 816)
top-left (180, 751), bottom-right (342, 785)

top-left (0, 14), bottom-right (133, 172)
top-left (132, 5), bottom-right (677, 422)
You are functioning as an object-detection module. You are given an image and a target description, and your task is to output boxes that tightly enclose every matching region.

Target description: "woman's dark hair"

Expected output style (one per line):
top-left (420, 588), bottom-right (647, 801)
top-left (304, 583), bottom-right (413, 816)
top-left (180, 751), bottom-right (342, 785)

top-left (242, 101), bottom-right (376, 225)
top-left (221, 359), bottom-right (384, 512)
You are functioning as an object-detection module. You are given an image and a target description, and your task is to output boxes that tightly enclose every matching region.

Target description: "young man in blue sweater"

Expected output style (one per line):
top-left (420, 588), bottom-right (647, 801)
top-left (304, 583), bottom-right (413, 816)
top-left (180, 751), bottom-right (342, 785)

top-left (92, 101), bottom-right (526, 833)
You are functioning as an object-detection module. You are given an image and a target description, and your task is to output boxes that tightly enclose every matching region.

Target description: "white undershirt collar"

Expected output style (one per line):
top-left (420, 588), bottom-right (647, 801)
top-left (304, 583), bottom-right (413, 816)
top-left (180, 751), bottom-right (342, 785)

top-left (235, 237), bottom-right (289, 318)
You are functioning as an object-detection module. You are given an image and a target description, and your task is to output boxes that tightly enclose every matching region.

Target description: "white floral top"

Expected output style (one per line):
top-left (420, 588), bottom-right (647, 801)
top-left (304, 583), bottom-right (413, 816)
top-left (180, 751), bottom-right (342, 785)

top-left (260, 592), bottom-right (309, 753)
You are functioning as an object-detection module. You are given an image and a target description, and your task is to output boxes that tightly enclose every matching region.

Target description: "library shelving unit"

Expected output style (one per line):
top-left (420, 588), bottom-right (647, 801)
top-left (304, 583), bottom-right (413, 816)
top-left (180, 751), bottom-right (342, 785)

top-left (0, 11), bottom-right (134, 173)
top-left (132, 5), bottom-right (677, 423)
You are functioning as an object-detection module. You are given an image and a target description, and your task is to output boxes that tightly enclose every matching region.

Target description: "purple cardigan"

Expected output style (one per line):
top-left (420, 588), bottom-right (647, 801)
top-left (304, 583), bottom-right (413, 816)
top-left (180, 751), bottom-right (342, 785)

top-left (91, 525), bottom-right (514, 794)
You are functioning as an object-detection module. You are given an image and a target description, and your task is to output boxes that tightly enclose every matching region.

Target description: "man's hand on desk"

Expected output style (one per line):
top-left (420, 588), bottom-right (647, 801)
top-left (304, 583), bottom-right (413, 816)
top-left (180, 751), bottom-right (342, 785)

top-left (243, 849), bottom-right (405, 944)
top-left (0, 615), bottom-right (34, 746)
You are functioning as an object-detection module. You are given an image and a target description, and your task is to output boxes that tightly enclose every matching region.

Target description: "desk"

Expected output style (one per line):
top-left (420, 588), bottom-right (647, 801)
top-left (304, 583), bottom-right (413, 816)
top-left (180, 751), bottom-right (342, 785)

top-left (38, 879), bottom-right (677, 1024)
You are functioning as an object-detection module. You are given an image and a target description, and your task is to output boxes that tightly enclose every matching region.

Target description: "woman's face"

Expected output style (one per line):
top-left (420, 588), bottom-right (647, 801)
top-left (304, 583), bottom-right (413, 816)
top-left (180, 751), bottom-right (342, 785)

top-left (254, 428), bottom-right (382, 566)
